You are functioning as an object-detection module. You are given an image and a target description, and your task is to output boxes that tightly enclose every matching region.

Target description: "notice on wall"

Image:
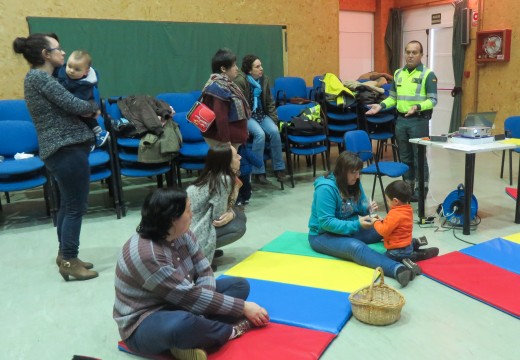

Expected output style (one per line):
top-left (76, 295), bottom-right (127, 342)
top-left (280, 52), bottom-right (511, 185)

top-left (431, 13), bottom-right (441, 25)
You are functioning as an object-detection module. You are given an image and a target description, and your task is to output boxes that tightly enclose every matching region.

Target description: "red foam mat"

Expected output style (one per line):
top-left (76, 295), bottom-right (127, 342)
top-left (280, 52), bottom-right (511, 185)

top-left (420, 251), bottom-right (520, 318)
top-left (208, 322), bottom-right (335, 360)
top-left (506, 187), bottom-right (517, 200)
top-left (118, 322), bottom-right (336, 360)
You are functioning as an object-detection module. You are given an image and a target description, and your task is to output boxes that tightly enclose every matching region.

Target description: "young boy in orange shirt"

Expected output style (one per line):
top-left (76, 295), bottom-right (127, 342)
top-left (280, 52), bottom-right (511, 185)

top-left (372, 180), bottom-right (438, 270)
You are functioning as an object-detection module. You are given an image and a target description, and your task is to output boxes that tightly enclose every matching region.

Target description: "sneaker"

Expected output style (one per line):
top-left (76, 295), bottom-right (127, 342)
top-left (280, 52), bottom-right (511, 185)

top-left (411, 247), bottom-right (439, 261)
top-left (170, 347), bottom-right (207, 360)
top-left (402, 258), bottom-right (422, 276)
top-left (395, 266), bottom-right (413, 288)
top-left (243, 199), bottom-right (250, 205)
top-left (214, 249), bottom-right (224, 258)
top-left (412, 236), bottom-right (428, 250)
top-left (274, 170), bottom-right (287, 182)
top-left (231, 318), bottom-right (252, 339)
top-left (95, 130), bottom-right (109, 147)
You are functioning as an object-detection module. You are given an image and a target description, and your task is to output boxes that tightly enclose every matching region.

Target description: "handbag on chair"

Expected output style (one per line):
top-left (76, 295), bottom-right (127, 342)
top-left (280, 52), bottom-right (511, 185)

top-left (186, 98), bottom-right (216, 133)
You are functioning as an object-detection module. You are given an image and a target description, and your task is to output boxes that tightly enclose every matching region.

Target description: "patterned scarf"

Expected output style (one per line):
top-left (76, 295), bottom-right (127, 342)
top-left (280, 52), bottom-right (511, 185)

top-left (203, 73), bottom-right (251, 122)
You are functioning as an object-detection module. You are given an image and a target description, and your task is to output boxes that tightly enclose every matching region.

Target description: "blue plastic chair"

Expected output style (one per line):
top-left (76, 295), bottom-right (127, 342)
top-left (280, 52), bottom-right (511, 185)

top-left (173, 112), bottom-right (209, 187)
top-left (156, 92), bottom-right (199, 113)
top-left (274, 77), bottom-right (309, 106)
top-left (277, 104), bottom-right (329, 188)
top-left (0, 99), bottom-right (33, 122)
top-left (362, 105), bottom-right (397, 161)
top-left (344, 130), bottom-right (409, 212)
top-left (0, 120), bottom-right (52, 216)
top-left (500, 116), bottom-right (520, 185)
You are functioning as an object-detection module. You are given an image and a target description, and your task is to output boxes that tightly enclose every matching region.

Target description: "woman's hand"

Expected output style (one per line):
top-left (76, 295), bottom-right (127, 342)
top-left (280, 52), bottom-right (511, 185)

top-left (358, 215), bottom-right (374, 229)
top-left (212, 210), bottom-right (235, 227)
top-left (244, 301), bottom-right (270, 327)
top-left (82, 109), bottom-right (101, 118)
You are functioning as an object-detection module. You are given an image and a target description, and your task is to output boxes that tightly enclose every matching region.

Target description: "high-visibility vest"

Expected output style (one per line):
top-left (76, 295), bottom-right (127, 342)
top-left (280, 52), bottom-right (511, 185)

top-left (384, 66), bottom-right (433, 113)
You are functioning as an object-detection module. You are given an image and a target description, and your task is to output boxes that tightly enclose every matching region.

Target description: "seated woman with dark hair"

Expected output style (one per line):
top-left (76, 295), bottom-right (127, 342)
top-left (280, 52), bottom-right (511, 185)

top-left (114, 188), bottom-right (268, 360)
top-left (187, 144), bottom-right (247, 269)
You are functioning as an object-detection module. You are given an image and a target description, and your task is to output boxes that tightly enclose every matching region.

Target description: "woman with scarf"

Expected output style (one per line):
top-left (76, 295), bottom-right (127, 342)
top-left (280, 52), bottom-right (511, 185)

top-left (234, 55), bottom-right (286, 184)
top-left (201, 48), bottom-right (251, 150)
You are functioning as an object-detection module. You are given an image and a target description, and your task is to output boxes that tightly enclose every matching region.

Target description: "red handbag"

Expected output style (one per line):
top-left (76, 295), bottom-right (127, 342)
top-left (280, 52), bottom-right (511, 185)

top-left (186, 100), bottom-right (216, 133)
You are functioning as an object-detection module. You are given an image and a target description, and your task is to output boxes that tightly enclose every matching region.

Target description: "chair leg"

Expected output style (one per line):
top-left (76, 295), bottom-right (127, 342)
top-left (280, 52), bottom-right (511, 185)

top-left (509, 149), bottom-right (513, 186)
top-left (379, 176), bottom-right (388, 213)
top-left (500, 150), bottom-right (505, 179)
top-left (312, 155), bottom-right (317, 177)
top-left (5, 192), bottom-right (10, 203)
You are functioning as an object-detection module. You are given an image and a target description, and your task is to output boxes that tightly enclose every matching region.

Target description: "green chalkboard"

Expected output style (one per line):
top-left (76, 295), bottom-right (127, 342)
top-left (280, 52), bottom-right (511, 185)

top-left (28, 17), bottom-right (284, 98)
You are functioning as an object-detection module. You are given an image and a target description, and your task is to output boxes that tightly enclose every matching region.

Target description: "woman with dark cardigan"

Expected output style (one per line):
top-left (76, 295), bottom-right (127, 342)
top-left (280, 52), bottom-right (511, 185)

top-left (201, 48), bottom-right (251, 150)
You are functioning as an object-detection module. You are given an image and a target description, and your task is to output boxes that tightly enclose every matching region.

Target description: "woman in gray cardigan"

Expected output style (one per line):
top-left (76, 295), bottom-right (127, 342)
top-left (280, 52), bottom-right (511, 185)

top-left (13, 33), bottom-right (100, 281)
top-left (187, 145), bottom-right (247, 269)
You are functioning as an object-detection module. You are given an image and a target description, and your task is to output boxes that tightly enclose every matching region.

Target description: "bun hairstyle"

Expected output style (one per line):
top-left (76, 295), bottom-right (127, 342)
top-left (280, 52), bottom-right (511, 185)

top-left (13, 33), bottom-right (59, 66)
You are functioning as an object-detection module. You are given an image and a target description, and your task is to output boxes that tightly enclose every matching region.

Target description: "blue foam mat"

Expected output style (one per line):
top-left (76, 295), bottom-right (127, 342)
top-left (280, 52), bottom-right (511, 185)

top-left (460, 238), bottom-right (520, 276)
top-left (219, 275), bottom-right (351, 334)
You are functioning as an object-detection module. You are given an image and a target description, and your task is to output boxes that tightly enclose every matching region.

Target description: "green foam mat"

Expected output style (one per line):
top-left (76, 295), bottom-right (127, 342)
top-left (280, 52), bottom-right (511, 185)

top-left (260, 231), bottom-right (386, 259)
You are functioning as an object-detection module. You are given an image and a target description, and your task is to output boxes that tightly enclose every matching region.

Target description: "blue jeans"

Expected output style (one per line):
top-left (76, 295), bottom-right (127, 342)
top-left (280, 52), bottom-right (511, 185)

top-left (386, 243), bottom-right (413, 261)
top-left (309, 229), bottom-right (403, 278)
top-left (44, 143), bottom-right (91, 260)
top-left (125, 277), bottom-right (250, 354)
top-left (395, 116), bottom-right (430, 184)
top-left (247, 116), bottom-right (285, 174)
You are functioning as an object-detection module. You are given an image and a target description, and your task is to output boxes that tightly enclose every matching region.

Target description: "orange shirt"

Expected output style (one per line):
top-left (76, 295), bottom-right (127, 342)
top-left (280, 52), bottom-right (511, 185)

top-left (373, 204), bottom-right (413, 249)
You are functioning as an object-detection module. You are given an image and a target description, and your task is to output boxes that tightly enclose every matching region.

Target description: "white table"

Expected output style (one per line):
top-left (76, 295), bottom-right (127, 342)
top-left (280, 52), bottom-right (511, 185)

top-left (410, 138), bottom-right (518, 235)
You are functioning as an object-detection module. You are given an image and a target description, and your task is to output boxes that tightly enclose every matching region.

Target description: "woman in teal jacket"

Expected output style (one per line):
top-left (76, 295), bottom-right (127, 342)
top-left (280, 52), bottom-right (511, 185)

top-left (308, 151), bottom-right (414, 287)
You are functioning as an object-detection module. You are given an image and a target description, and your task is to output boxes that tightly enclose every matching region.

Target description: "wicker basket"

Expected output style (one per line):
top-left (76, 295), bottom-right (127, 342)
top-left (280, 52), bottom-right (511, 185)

top-left (349, 267), bottom-right (405, 326)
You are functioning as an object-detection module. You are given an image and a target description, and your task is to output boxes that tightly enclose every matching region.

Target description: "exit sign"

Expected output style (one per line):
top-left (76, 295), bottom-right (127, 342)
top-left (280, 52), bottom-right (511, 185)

top-left (432, 13), bottom-right (441, 25)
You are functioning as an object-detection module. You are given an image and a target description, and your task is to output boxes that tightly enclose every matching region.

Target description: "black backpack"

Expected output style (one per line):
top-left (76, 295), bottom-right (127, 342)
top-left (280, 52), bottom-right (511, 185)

top-left (287, 117), bottom-right (324, 136)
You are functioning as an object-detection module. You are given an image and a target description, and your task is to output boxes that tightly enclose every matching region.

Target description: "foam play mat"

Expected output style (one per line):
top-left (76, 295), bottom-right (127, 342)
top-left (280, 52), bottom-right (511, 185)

top-left (260, 231), bottom-right (386, 258)
top-left (420, 251), bottom-right (520, 318)
top-left (118, 322), bottom-right (336, 360)
top-left (208, 322), bottom-right (336, 360)
top-left (460, 238), bottom-right (520, 275)
top-left (218, 275), bottom-right (351, 334)
top-left (225, 251), bottom-right (375, 293)
top-left (505, 187), bottom-right (517, 200)
top-left (503, 232), bottom-right (520, 245)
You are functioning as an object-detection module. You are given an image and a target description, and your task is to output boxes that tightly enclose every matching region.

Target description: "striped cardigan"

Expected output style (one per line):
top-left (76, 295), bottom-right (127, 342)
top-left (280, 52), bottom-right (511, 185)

top-left (113, 231), bottom-right (244, 340)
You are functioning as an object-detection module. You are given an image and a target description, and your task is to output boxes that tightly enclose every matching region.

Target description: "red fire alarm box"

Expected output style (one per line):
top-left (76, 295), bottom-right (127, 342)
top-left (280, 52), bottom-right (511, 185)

top-left (476, 29), bottom-right (512, 63)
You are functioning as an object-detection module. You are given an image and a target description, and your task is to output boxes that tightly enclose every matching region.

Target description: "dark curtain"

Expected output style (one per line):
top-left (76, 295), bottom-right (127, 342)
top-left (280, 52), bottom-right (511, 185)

top-left (385, 9), bottom-right (402, 73)
top-left (449, 0), bottom-right (468, 132)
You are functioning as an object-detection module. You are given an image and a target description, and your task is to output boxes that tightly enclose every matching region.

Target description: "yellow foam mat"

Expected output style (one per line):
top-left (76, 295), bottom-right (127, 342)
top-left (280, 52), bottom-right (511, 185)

top-left (503, 233), bottom-right (520, 244)
top-left (225, 251), bottom-right (375, 293)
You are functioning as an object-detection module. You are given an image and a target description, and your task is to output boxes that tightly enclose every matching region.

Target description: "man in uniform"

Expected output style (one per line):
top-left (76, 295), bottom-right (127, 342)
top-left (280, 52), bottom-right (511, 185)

top-left (366, 40), bottom-right (438, 202)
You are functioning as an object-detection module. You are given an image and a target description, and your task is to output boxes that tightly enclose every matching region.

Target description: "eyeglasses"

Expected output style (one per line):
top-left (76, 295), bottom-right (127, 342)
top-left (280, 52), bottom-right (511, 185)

top-left (46, 47), bottom-right (64, 53)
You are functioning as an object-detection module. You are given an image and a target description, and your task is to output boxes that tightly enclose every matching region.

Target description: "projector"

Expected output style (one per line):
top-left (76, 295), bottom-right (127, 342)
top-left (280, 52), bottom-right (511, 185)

top-left (459, 126), bottom-right (492, 138)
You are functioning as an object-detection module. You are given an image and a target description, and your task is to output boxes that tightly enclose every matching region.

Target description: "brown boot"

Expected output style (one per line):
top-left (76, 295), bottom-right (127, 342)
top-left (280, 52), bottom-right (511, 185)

top-left (59, 258), bottom-right (98, 281)
top-left (56, 252), bottom-right (94, 269)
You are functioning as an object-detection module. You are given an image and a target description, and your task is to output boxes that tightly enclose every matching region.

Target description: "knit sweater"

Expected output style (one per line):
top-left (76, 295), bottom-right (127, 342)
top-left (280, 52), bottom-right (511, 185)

top-left (373, 204), bottom-right (413, 250)
top-left (24, 69), bottom-right (98, 160)
top-left (113, 231), bottom-right (244, 341)
top-left (187, 175), bottom-right (233, 263)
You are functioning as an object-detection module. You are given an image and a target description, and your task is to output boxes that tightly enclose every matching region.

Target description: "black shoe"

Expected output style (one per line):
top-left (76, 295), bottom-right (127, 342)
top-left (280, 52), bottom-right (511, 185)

top-left (211, 264), bottom-right (218, 272)
top-left (402, 258), bottom-right (422, 276)
top-left (255, 174), bottom-right (271, 185)
top-left (410, 247), bottom-right (439, 262)
top-left (395, 266), bottom-right (413, 288)
top-left (412, 236), bottom-right (428, 250)
top-left (274, 170), bottom-right (287, 182)
top-left (214, 249), bottom-right (224, 258)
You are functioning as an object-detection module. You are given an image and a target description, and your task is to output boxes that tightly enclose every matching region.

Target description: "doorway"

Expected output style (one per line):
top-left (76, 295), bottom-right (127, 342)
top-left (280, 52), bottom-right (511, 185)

top-left (402, 5), bottom-right (455, 135)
